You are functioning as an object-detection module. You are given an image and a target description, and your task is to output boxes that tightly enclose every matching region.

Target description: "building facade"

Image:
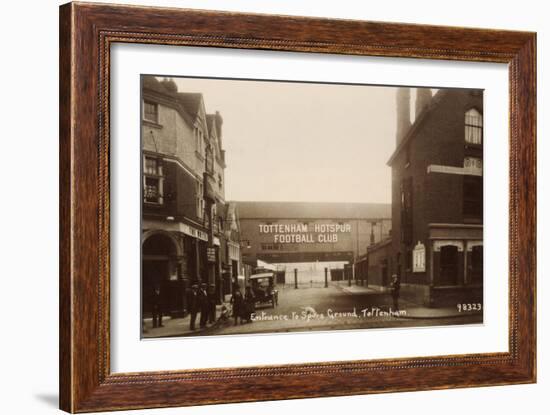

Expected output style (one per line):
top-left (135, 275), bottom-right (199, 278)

top-left (386, 87), bottom-right (484, 306)
top-left (141, 76), bottom-right (241, 318)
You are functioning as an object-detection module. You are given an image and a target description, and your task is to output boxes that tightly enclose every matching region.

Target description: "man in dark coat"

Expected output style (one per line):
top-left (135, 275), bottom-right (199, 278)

top-left (187, 284), bottom-right (199, 331)
top-left (390, 274), bottom-right (401, 311)
top-left (230, 288), bottom-right (244, 326)
top-left (151, 284), bottom-right (163, 328)
top-left (243, 285), bottom-right (256, 323)
top-left (199, 283), bottom-right (210, 328)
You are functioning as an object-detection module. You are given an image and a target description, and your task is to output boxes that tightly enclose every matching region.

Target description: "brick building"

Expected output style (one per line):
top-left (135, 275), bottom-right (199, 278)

top-left (141, 76), bottom-right (242, 318)
top-left (386, 87), bottom-right (484, 306)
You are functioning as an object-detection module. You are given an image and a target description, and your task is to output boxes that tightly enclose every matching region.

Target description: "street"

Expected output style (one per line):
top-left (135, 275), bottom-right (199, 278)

top-left (212, 284), bottom-right (482, 335)
top-left (144, 283), bottom-right (483, 338)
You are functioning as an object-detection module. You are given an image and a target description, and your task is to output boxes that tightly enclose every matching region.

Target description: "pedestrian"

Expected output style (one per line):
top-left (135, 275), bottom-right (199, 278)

top-left (207, 284), bottom-right (217, 324)
top-left (199, 283), bottom-right (209, 328)
top-left (243, 285), bottom-right (256, 323)
top-left (390, 274), bottom-right (401, 311)
top-left (230, 288), bottom-right (244, 326)
top-left (151, 284), bottom-right (163, 328)
top-left (186, 284), bottom-right (199, 330)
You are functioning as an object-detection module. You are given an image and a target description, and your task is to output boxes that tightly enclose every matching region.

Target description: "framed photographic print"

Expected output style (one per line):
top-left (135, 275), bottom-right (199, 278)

top-left (59, 2), bottom-right (536, 412)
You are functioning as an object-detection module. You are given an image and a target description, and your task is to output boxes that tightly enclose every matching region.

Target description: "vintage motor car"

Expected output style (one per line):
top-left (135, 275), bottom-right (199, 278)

top-left (248, 272), bottom-right (279, 308)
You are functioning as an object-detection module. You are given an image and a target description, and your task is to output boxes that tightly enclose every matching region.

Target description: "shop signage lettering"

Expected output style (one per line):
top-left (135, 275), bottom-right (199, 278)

top-left (258, 222), bottom-right (352, 244)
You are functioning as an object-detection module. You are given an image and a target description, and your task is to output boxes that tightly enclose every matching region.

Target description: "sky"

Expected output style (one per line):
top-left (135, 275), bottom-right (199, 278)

top-left (172, 77), bottom-right (412, 204)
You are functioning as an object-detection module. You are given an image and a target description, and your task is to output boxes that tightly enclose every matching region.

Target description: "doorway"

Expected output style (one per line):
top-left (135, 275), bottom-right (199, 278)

top-left (439, 245), bottom-right (459, 285)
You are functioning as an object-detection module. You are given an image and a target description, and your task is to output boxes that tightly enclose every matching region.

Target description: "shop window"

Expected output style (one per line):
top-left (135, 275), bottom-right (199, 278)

top-left (465, 108), bottom-right (483, 144)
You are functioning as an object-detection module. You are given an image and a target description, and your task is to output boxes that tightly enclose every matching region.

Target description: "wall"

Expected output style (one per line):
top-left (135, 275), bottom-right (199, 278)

top-left (240, 217), bottom-right (391, 263)
top-left (1, 1), bottom-right (546, 415)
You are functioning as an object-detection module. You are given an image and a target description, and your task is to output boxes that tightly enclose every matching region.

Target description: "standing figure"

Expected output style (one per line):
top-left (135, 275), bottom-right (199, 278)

top-left (230, 288), bottom-right (244, 326)
top-left (243, 285), bottom-right (256, 323)
top-left (199, 283), bottom-right (209, 328)
top-left (151, 284), bottom-right (163, 328)
top-left (186, 284), bottom-right (199, 330)
top-left (390, 274), bottom-right (401, 311)
top-left (207, 284), bottom-right (217, 324)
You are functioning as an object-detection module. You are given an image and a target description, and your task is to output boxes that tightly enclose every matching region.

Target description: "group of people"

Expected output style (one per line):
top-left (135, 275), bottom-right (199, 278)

top-left (186, 283), bottom-right (218, 331)
top-left (229, 285), bottom-right (256, 325)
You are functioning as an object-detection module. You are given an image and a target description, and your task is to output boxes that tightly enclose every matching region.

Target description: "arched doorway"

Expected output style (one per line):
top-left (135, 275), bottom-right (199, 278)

top-left (142, 232), bottom-right (183, 321)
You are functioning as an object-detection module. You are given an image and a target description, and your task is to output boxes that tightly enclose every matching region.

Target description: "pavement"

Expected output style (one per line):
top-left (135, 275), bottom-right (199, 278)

top-left (143, 284), bottom-right (482, 338)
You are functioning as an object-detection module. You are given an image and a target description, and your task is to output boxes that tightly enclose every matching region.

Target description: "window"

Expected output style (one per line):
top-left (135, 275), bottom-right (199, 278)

top-left (144, 177), bottom-right (160, 203)
top-left (465, 108), bottom-right (483, 144)
top-left (218, 173), bottom-right (223, 189)
top-left (144, 157), bottom-right (160, 175)
top-left (195, 126), bottom-right (204, 155)
top-left (463, 176), bottom-right (482, 218)
top-left (196, 181), bottom-right (205, 219)
top-left (143, 100), bottom-right (158, 123)
top-left (464, 157), bottom-right (483, 175)
top-left (143, 156), bottom-right (163, 204)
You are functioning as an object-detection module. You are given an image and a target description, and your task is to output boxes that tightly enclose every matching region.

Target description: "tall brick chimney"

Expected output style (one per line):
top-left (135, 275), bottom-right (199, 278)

top-left (396, 88), bottom-right (411, 145)
top-left (415, 88), bottom-right (432, 119)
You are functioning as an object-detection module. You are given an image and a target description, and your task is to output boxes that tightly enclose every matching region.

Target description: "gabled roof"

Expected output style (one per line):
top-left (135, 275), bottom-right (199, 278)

top-left (233, 201), bottom-right (391, 220)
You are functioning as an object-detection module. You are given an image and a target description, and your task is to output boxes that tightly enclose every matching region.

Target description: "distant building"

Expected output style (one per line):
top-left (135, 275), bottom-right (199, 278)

top-left (234, 201), bottom-right (391, 283)
top-left (355, 238), bottom-right (393, 288)
top-left (141, 76), bottom-right (241, 317)
top-left (385, 87), bottom-right (483, 306)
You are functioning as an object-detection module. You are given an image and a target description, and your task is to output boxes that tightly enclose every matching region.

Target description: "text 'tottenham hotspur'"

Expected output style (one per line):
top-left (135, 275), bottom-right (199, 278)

top-left (258, 223), bottom-right (352, 244)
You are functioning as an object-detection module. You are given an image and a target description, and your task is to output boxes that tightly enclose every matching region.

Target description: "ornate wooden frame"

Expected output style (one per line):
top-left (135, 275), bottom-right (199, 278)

top-left (59, 2), bottom-right (536, 412)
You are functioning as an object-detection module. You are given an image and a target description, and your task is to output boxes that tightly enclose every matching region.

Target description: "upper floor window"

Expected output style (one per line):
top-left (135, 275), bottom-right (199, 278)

top-left (465, 108), bottom-right (483, 144)
top-left (196, 181), bottom-right (205, 219)
top-left (144, 157), bottom-right (160, 175)
top-left (143, 101), bottom-right (158, 124)
top-left (195, 126), bottom-right (204, 155)
top-left (143, 156), bottom-right (163, 204)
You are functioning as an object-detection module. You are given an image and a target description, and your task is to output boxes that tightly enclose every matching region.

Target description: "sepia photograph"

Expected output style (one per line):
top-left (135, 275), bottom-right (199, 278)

top-left (140, 75), bottom-right (484, 339)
